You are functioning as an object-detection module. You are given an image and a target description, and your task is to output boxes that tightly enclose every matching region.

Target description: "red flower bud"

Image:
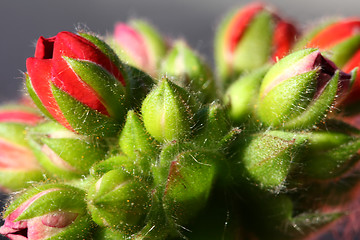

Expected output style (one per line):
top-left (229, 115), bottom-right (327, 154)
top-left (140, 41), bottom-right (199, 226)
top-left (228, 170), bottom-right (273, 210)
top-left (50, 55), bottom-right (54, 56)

top-left (300, 18), bottom-right (360, 105)
top-left (110, 20), bottom-right (167, 76)
top-left (26, 31), bottom-right (128, 136)
top-left (0, 105), bottom-right (44, 192)
top-left (215, 3), bottom-right (297, 82)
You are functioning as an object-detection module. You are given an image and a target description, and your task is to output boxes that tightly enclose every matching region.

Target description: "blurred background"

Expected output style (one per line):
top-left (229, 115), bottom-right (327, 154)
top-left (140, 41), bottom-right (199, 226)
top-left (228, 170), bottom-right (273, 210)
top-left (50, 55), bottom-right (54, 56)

top-left (0, 0), bottom-right (359, 239)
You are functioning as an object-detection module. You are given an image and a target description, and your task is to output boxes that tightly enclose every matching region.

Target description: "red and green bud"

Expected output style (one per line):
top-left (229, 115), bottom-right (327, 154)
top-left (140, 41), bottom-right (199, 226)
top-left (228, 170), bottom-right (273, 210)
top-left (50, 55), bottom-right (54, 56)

top-left (257, 48), bottom-right (353, 129)
top-left (27, 121), bottom-right (108, 180)
top-left (87, 169), bottom-right (151, 234)
top-left (119, 110), bottom-right (159, 175)
top-left (215, 2), bottom-right (297, 82)
top-left (0, 184), bottom-right (93, 240)
top-left (296, 18), bottom-right (360, 106)
top-left (109, 19), bottom-right (167, 76)
top-left (26, 31), bottom-right (128, 136)
top-left (161, 41), bottom-right (218, 103)
top-left (0, 104), bottom-right (44, 192)
top-left (236, 130), bottom-right (307, 191)
top-left (141, 78), bottom-right (198, 142)
top-left (223, 67), bottom-right (269, 123)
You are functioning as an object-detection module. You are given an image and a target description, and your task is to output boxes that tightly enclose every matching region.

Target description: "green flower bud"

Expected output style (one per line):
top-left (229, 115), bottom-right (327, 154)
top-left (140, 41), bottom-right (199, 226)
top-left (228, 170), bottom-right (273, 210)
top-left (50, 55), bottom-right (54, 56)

top-left (224, 67), bottom-right (268, 123)
top-left (141, 78), bottom-right (198, 142)
top-left (257, 48), bottom-right (353, 129)
top-left (161, 40), bottom-right (218, 103)
top-left (236, 130), bottom-right (307, 191)
top-left (27, 121), bottom-right (108, 180)
top-left (87, 169), bottom-right (151, 234)
top-left (119, 110), bottom-right (159, 175)
top-left (193, 101), bottom-right (231, 148)
top-left (153, 142), bottom-right (219, 226)
top-left (0, 184), bottom-right (93, 240)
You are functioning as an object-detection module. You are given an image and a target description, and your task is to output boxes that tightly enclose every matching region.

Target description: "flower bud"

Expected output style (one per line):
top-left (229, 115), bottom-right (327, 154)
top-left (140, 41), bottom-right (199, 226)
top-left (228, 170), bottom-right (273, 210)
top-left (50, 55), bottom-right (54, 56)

top-left (119, 110), bottom-right (159, 174)
top-left (296, 18), bottom-right (360, 106)
top-left (87, 169), bottom-right (151, 234)
top-left (0, 104), bottom-right (44, 192)
top-left (26, 31), bottom-right (128, 136)
top-left (109, 19), bottom-right (167, 76)
top-left (0, 184), bottom-right (93, 240)
top-left (27, 121), bottom-right (108, 180)
top-left (141, 77), bottom-right (198, 142)
top-left (223, 67), bottom-right (268, 123)
top-left (301, 131), bottom-right (360, 179)
top-left (193, 101), bottom-right (231, 148)
top-left (257, 48), bottom-right (353, 129)
top-left (153, 142), bottom-right (219, 226)
top-left (215, 3), bottom-right (297, 82)
top-left (236, 130), bottom-right (307, 191)
top-left (161, 40), bottom-right (218, 103)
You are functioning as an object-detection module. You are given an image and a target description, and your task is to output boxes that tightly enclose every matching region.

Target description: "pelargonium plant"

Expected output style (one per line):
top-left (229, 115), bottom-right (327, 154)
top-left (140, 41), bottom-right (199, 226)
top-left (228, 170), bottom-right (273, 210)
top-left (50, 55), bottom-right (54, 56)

top-left (1, 2), bottom-right (360, 240)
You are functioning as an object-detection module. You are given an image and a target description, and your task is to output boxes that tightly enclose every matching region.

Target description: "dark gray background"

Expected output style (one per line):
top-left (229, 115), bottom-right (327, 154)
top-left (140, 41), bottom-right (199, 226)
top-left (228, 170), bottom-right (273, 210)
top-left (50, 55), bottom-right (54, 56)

top-left (0, 0), bottom-right (359, 239)
top-left (0, 0), bottom-right (359, 102)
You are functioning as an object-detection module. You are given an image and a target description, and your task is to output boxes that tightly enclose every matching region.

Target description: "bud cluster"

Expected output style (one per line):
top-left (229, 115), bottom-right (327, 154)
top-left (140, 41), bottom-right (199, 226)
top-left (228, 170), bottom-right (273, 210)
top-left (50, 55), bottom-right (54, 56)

top-left (1, 2), bottom-right (360, 240)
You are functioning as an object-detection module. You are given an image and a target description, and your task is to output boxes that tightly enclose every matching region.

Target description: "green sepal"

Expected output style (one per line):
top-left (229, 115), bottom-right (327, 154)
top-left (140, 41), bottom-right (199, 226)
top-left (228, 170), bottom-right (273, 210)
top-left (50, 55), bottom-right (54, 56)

top-left (233, 11), bottom-right (273, 71)
top-left (78, 31), bottom-right (124, 72)
top-left (330, 35), bottom-right (360, 67)
top-left (260, 48), bottom-right (318, 91)
top-left (285, 212), bottom-right (344, 238)
top-left (153, 142), bottom-right (220, 226)
top-left (41, 137), bottom-right (107, 175)
top-left (51, 83), bottom-right (122, 137)
top-left (93, 228), bottom-right (128, 240)
top-left (90, 154), bottom-right (135, 177)
top-left (87, 169), bottom-right (151, 233)
top-left (141, 78), bottom-right (197, 142)
top-left (161, 40), bottom-right (217, 103)
top-left (237, 130), bottom-right (307, 191)
top-left (64, 57), bottom-right (127, 121)
top-left (25, 73), bottom-right (54, 120)
top-left (119, 110), bottom-right (159, 174)
top-left (257, 70), bottom-right (318, 127)
top-left (284, 71), bottom-right (339, 129)
top-left (27, 121), bottom-right (107, 180)
top-left (303, 133), bottom-right (360, 179)
top-left (4, 184), bottom-right (86, 219)
top-left (224, 66), bottom-right (269, 123)
top-left (193, 101), bottom-right (231, 148)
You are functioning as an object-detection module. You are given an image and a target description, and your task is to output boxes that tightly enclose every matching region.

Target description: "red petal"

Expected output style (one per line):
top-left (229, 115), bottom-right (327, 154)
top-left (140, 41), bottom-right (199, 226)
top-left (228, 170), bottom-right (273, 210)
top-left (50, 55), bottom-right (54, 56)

top-left (51, 31), bottom-right (125, 115)
top-left (226, 3), bottom-right (264, 54)
top-left (35, 36), bottom-right (56, 59)
top-left (114, 23), bottom-right (150, 72)
top-left (272, 21), bottom-right (297, 61)
top-left (54, 32), bottom-right (125, 85)
top-left (0, 111), bottom-right (42, 126)
top-left (26, 58), bottom-right (72, 130)
top-left (307, 19), bottom-right (360, 49)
